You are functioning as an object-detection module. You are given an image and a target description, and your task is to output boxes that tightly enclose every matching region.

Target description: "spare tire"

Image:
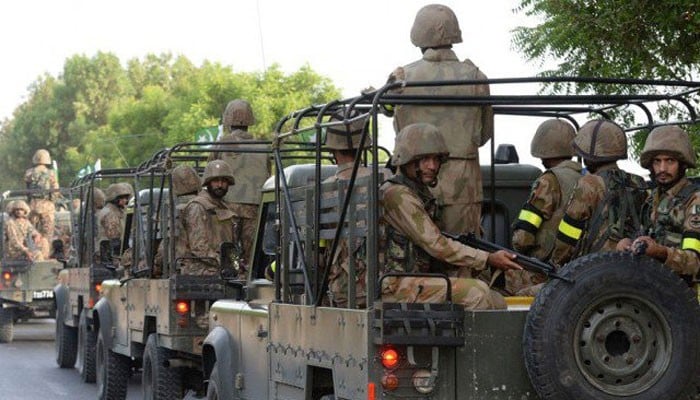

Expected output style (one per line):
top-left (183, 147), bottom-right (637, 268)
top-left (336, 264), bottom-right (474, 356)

top-left (524, 252), bottom-right (700, 400)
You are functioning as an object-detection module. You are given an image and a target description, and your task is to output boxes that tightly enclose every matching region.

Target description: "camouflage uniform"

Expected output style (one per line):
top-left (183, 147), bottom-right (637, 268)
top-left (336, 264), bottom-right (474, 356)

top-left (389, 4), bottom-right (493, 235)
top-left (643, 177), bottom-right (700, 276)
top-left (4, 201), bottom-right (41, 261)
top-left (24, 149), bottom-right (60, 240)
top-left (509, 119), bottom-right (580, 295)
top-left (550, 120), bottom-right (646, 267)
top-left (380, 123), bottom-right (505, 310)
top-left (96, 203), bottom-right (126, 244)
top-left (180, 190), bottom-right (240, 276)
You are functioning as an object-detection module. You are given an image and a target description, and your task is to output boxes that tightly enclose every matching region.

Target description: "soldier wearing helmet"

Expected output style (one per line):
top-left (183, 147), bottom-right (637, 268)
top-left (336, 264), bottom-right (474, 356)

top-left (617, 126), bottom-right (700, 279)
top-left (4, 199), bottom-right (43, 261)
top-left (96, 182), bottom-right (134, 255)
top-left (180, 160), bottom-right (243, 276)
top-left (209, 99), bottom-right (270, 271)
top-left (386, 4), bottom-right (493, 237)
top-left (24, 149), bottom-right (61, 241)
top-left (550, 120), bottom-right (647, 267)
top-left (379, 123), bottom-right (521, 310)
top-left (508, 119), bottom-right (581, 296)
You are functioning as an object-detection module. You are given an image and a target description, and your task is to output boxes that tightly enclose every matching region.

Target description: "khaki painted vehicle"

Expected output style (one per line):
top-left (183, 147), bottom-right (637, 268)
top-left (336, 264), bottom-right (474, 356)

top-left (92, 142), bottom-right (277, 399)
top-left (200, 78), bottom-right (700, 400)
top-left (53, 168), bottom-right (137, 382)
top-left (0, 189), bottom-right (70, 343)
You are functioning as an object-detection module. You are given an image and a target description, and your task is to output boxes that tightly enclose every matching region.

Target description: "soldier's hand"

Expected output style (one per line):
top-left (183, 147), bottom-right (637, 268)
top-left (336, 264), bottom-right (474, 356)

top-left (487, 250), bottom-right (522, 271)
top-left (616, 238), bottom-right (633, 252)
top-left (632, 236), bottom-right (667, 262)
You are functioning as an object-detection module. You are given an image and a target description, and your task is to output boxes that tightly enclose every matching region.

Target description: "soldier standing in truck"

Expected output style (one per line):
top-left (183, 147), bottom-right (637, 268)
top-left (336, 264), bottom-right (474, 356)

top-left (24, 149), bottom-right (60, 241)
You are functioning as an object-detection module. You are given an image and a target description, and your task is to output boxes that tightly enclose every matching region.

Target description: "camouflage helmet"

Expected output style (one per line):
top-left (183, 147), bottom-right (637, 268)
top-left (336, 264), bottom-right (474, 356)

top-left (392, 123), bottom-right (449, 166)
top-left (32, 149), bottom-right (51, 165)
top-left (640, 125), bottom-right (696, 169)
top-left (324, 108), bottom-right (370, 151)
top-left (93, 188), bottom-right (106, 209)
top-left (202, 160), bottom-right (235, 185)
top-left (410, 4), bottom-right (463, 48)
top-left (530, 119), bottom-right (577, 159)
top-left (171, 165), bottom-right (201, 196)
top-left (222, 99), bottom-right (256, 128)
top-left (105, 183), bottom-right (134, 203)
top-left (6, 200), bottom-right (30, 214)
top-left (572, 119), bottom-right (627, 162)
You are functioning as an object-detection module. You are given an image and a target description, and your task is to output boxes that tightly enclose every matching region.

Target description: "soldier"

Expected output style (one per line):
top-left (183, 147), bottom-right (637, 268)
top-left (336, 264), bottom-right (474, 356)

top-left (549, 120), bottom-right (647, 267)
top-left (24, 149), bottom-right (60, 240)
top-left (323, 107), bottom-right (373, 308)
top-left (387, 4), bottom-right (493, 235)
top-left (180, 160), bottom-right (242, 276)
top-left (154, 165), bottom-right (201, 276)
top-left (617, 126), bottom-right (700, 278)
top-left (209, 99), bottom-right (270, 269)
top-left (96, 183), bottom-right (133, 255)
top-left (379, 123), bottom-right (521, 310)
top-left (4, 200), bottom-right (43, 261)
top-left (508, 119), bottom-right (581, 295)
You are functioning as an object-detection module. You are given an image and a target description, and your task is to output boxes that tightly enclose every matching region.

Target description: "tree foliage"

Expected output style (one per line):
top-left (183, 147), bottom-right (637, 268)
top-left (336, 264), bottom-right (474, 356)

top-left (512, 0), bottom-right (700, 160)
top-left (0, 53), bottom-right (340, 188)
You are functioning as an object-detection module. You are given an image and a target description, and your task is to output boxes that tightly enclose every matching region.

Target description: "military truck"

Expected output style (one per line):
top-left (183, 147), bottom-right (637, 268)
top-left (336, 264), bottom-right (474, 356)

top-left (200, 78), bottom-right (700, 400)
top-left (92, 142), bottom-right (284, 399)
top-left (53, 168), bottom-right (137, 382)
top-left (0, 188), bottom-right (70, 343)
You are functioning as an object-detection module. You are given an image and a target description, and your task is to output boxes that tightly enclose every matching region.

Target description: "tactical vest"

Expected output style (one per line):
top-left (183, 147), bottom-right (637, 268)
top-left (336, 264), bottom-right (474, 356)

top-left (26, 166), bottom-right (54, 199)
top-left (189, 194), bottom-right (243, 255)
top-left (577, 168), bottom-right (647, 256)
top-left (532, 161), bottom-right (581, 260)
top-left (384, 175), bottom-right (437, 273)
top-left (643, 180), bottom-right (700, 248)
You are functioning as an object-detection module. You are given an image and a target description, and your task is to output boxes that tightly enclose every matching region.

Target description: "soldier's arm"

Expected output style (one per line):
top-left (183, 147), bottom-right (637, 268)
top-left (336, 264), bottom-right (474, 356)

top-left (549, 175), bottom-right (601, 267)
top-left (663, 192), bottom-right (700, 276)
top-left (381, 184), bottom-right (489, 271)
top-left (6, 223), bottom-right (29, 254)
top-left (512, 173), bottom-right (560, 253)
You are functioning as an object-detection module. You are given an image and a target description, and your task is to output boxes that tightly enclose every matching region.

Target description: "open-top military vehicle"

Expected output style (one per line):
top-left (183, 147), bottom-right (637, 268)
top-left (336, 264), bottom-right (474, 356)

top-left (92, 141), bottom-right (282, 399)
top-left (53, 167), bottom-right (136, 381)
top-left (0, 188), bottom-right (70, 343)
top-left (200, 77), bottom-right (700, 400)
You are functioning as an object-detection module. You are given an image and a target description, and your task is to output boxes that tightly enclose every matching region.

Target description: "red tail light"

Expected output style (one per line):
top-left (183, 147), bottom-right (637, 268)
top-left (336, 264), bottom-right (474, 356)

top-left (2, 271), bottom-right (11, 281)
top-left (95, 283), bottom-right (102, 293)
top-left (175, 300), bottom-right (190, 315)
top-left (380, 347), bottom-right (399, 369)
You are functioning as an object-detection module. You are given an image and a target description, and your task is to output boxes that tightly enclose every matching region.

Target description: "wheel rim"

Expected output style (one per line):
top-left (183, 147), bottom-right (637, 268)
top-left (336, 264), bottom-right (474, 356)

top-left (574, 293), bottom-right (672, 395)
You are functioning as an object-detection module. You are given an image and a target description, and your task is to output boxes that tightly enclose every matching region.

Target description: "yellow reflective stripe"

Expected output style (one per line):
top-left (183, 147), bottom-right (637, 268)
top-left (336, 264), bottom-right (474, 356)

top-left (682, 237), bottom-right (700, 252)
top-left (319, 239), bottom-right (328, 248)
top-left (518, 209), bottom-right (543, 229)
top-left (558, 219), bottom-right (583, 240)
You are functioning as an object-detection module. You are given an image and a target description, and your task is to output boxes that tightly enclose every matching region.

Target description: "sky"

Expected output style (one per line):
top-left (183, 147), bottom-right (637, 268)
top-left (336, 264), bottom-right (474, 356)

top-left (0, 0), bottom-right (648, 176)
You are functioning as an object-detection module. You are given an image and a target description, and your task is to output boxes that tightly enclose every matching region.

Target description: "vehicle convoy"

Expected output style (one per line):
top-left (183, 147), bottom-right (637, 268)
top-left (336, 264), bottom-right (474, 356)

top-left (0, 188), bottom-right (70, 343)
top-left (199, 78), bottom-right (700, 400)
top-left (91, 142), bottom-right (282, 399)
top-left (53, 168), bottom-right (137, 382)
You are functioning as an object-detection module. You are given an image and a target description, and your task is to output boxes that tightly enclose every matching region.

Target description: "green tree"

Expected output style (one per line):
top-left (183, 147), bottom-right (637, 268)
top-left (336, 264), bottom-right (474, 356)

top-left (512, 0), bottom-right (700, 158)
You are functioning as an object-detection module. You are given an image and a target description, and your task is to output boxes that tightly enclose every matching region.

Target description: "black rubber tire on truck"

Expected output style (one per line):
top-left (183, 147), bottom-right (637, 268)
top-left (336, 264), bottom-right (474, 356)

top-left (142, 333), bottom-right (183, 400)
top-left (55, 318), bottom-right (77, 367)
top-left (0, 308), bottom-right (14, 343)
top-left (96, 327), bottom-right (130, 400)
top-left (524, 252), bottom-right (700, 400)
top-left (77, 309), bottom-right (97, 382)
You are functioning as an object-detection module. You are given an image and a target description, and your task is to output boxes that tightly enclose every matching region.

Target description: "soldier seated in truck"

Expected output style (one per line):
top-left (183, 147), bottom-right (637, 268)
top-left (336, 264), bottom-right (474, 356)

top-left (379, 123), bottom-right (521, 309)
top-left (4, 200), bottom-right (44, 262)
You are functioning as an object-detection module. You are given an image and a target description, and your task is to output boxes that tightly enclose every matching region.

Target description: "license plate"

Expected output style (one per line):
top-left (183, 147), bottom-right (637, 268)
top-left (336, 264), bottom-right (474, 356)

top-left (32, 290), bottom-right (54, 300)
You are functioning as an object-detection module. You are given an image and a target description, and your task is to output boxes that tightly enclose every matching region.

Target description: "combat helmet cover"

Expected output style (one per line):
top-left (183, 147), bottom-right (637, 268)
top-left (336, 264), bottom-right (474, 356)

top-left (6, 200), bottom-right (30, 214)
top-left (324, 107), bottom-right (370, 151)
top-left (32, 149), bottom-right (51, 165)
top-left (531, 119), bottom-right (576, 159)
top-left (410, 4), bottom-right (463, 48)
top-left (392, 122), bottom-right (449, 166)
top-left (105, 183), bottom-right (134, 203)
top-left (222, 99), bottom-right (256, 129)
top-left (640, 125), bottom-right (696, 169)
top-left (202, 160), bottom-right (235, 185)
top-left (573, 119), bottom-right (627, 162)
top-left (171, 165), bottom-right (201, 196)
top-left (93, 188), bottom-right (106, 209)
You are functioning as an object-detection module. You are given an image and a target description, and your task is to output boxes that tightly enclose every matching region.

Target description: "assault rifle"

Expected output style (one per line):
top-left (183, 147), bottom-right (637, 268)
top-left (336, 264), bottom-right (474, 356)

top-left (443, 231), bottom-right (574, 283)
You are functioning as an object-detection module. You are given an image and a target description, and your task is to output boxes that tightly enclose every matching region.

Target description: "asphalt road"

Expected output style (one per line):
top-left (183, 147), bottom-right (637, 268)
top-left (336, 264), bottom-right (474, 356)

top-left (0, 318), bottom-right (142, 400)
